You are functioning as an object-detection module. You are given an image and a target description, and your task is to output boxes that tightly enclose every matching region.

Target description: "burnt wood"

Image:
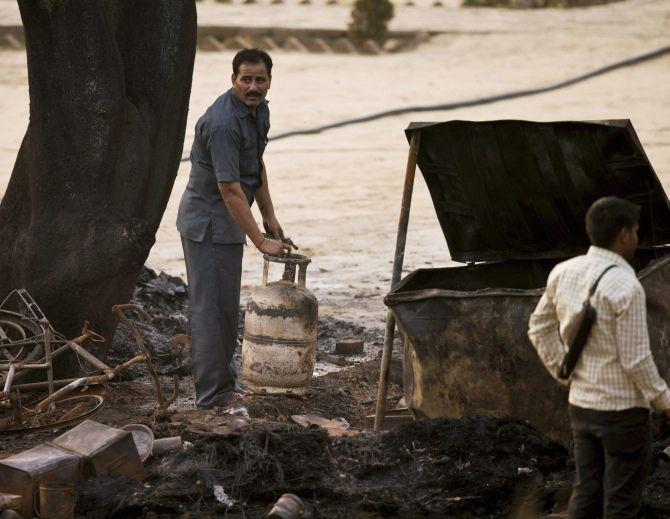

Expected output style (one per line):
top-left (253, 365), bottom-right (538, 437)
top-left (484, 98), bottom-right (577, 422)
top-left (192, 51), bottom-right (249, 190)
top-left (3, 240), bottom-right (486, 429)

top-left (0, 1), bottom-right (197, 365)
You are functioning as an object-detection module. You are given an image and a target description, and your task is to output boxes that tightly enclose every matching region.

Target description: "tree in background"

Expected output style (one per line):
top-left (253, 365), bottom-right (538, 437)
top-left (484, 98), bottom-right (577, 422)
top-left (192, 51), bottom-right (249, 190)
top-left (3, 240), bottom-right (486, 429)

top-left (0, 0), bottom-right (197, 366)
top-left (348, 0), bottom-right (395, 46)
top-left (461, 0), bottom-right (623, 6)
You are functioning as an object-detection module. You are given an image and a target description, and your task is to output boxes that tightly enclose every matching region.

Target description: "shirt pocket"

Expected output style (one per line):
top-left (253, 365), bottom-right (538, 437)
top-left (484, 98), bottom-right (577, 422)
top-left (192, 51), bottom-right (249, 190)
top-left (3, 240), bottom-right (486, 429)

top-left (239, 141), bottom-right (258, 173)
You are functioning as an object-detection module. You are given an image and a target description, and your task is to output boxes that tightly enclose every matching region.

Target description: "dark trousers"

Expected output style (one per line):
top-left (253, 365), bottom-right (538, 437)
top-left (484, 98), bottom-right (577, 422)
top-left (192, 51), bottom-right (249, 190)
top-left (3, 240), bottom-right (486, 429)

top-left (568, 404), bottom-right (651, 519)
top-left (181, 227), bottom-right (244, 409)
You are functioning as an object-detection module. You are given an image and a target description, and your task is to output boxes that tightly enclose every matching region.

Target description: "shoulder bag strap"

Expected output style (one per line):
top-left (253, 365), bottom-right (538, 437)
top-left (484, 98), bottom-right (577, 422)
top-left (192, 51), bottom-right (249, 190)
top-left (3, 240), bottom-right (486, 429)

top-left (557, 263), bottom-right (618, 380)
top-left (587, 264), bottom-right (618, 299)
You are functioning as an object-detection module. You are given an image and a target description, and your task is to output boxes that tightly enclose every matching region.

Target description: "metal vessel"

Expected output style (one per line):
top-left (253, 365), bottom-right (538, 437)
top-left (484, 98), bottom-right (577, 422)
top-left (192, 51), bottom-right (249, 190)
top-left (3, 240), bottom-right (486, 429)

top-left (242, 254), bottom-right (318, 395)
top-left (384, 120), bottom-right (670, 440)
top-left (0, 443), bottom-right (81, 519)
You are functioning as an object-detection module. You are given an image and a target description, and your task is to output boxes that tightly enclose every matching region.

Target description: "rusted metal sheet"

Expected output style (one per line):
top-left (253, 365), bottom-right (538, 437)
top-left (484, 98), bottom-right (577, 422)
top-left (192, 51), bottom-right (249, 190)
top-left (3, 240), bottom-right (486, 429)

top-left (243, 255), bottom-right (318, 395)
top-left (405, 120), bottom-right (670, 263)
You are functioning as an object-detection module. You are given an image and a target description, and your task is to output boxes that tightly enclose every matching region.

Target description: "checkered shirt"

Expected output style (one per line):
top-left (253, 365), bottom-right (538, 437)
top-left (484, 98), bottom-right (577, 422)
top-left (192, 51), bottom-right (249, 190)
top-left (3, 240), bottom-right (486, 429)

top-left (528, 246), bottom-right (670, 411)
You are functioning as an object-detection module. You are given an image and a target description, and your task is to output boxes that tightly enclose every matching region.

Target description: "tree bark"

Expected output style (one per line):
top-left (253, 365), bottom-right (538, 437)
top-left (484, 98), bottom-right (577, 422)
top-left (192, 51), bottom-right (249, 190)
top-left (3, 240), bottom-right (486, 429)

top-left (0, 0), bottom-right (197, 364)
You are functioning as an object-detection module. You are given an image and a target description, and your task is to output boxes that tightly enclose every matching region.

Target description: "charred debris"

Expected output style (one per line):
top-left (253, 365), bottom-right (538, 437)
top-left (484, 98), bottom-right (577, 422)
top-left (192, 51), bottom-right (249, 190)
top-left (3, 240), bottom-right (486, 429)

top-left (1, 268), bottom-right (669, 518)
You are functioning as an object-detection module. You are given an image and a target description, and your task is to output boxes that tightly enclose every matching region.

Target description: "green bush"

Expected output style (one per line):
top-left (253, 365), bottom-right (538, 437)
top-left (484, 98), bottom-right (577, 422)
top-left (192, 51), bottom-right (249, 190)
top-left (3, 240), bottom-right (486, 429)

top-left (348, 0), bottom-right (395, 46)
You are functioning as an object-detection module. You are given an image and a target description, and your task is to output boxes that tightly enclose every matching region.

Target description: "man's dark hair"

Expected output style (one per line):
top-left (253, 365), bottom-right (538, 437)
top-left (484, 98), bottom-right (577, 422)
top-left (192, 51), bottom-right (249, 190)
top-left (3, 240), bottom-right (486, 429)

top-left (232, 48), bottom-right (273, 76)
top-left (585, 196), bottom-right (640, 248)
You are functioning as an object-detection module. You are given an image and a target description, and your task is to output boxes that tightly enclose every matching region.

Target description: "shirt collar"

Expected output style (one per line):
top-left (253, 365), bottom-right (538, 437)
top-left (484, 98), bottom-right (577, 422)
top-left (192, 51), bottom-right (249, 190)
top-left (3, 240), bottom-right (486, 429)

top-left (228, 88), bottom-right (269, 118)
top-left (587, 246), bottom-right (634, 273)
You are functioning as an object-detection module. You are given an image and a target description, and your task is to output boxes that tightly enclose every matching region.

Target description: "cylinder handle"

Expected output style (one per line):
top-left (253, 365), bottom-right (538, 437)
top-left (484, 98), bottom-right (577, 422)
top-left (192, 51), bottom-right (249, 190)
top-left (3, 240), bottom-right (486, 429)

top-left (262, 253), bottom-right (311, 289)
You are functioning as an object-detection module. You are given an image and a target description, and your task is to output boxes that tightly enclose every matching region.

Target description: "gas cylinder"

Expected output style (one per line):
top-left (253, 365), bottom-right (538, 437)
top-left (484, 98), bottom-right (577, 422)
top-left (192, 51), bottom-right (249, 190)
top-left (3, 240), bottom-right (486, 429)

top-left (242, 254), bottom-right (318, 395)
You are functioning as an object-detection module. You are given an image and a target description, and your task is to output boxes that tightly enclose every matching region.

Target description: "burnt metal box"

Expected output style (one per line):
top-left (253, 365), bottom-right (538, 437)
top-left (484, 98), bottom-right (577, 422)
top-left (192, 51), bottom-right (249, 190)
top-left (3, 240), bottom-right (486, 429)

top-left (385, 120), bottom-right (670, 440)
top-left (0, 443), bottom-right (81, 518)
top-left (51, 419), bottom-right (145, 480)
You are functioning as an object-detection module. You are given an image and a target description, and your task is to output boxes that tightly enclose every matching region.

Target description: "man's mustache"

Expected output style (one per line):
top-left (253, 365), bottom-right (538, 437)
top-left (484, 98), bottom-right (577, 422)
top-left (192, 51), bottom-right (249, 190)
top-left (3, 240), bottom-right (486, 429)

top-left (246, 93), bottom-right (261, 98)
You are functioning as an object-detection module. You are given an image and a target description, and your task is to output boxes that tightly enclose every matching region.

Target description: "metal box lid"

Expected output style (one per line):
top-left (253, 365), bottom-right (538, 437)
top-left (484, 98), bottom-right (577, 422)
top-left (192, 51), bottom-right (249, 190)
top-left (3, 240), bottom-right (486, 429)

top-left (0, 443), bottom-right (80, 475)
top-left (51, 419), bottom-right (145, 479)
top-left (405, 120), bottom-right (670, 262)
top-left (52, 419), bottom-right (128, 457)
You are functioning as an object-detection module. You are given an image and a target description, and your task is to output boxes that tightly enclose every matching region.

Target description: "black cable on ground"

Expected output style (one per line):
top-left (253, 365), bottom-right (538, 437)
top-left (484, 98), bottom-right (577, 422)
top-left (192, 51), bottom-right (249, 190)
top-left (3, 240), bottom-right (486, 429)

top-left (180, 44), bottom-right (670, 161)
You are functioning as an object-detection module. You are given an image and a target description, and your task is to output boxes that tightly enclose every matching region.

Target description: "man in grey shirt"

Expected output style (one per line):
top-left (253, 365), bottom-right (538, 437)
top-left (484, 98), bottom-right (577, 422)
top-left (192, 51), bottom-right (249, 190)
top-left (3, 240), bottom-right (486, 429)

top-left (177, 49), bottom-right (289, 409)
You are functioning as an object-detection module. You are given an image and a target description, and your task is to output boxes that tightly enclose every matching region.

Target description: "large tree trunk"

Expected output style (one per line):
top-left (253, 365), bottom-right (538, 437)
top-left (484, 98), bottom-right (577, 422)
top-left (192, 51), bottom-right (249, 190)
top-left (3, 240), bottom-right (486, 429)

top-left (0, 1), bottom-right (197, 364)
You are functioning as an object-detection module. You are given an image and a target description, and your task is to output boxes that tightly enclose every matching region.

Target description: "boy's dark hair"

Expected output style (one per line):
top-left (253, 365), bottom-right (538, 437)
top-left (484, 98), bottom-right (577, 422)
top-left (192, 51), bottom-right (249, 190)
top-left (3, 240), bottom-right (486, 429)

top-left (232, 49), bottom-right (273, 76)
top-left (585, 196), bottom-right (640, 248)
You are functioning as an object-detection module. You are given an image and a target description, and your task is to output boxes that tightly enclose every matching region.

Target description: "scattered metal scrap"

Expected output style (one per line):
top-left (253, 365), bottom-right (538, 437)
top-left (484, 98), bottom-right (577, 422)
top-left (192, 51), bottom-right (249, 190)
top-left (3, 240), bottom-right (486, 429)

top-left (185, 413), bottom-right (251, 439)
top-left (1, 289), bottom-right (73, 400)
top-left (0, 290), bottom-right (111, 433)
top-left (291, 413), bottom-right (350, 430)
top-left (1, 290), bottom-right (189, 434)
top-left (0, 419), bottom-right (178, 518)
top-left (0, 395), bottom-right (106, 435)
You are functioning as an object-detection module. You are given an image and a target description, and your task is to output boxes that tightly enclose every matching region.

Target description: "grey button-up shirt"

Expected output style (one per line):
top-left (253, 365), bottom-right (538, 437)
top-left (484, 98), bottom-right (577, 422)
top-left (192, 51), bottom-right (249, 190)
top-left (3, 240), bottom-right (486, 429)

top-left (177, 88), bottom-right (270, 244)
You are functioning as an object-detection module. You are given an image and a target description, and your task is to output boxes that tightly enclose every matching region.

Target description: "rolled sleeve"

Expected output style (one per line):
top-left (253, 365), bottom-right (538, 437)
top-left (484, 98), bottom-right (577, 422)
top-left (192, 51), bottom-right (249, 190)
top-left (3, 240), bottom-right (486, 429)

top-left (615, 284), bottom-right (670, 410)
top-left (208, 124), bottom-right (241, 183)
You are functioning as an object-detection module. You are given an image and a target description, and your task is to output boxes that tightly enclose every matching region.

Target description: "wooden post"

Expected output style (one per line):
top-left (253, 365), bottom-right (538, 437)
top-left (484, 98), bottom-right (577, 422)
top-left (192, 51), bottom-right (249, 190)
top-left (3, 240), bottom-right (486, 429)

top-left (374, 131), bottom-right (421, 431)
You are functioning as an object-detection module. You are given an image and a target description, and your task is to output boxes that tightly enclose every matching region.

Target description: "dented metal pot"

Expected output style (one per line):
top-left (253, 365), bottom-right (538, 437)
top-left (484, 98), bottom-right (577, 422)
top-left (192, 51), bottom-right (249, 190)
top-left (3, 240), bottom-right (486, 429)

top-left (242, 254), bottom-right (318, 395)
top-left (121, 424), bottom-right (154, 463)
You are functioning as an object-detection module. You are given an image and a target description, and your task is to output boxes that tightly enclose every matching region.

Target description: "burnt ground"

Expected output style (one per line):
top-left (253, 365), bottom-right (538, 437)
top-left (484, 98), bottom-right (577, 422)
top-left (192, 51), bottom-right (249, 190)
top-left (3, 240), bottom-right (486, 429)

top-left (74, 417), bottom-right (572, 519)
top-left (3, 267), bottom-right (670, 518)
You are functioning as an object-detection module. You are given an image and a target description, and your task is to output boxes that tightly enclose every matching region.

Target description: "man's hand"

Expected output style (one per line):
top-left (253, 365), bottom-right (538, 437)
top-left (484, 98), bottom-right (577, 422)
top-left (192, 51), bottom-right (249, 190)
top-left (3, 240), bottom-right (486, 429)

top-left (263, 217), bottom-right (284, 241)
top-left (263, 218), bottom-right (298, 250)
top-left (256, 236), bottom-right (290, 256)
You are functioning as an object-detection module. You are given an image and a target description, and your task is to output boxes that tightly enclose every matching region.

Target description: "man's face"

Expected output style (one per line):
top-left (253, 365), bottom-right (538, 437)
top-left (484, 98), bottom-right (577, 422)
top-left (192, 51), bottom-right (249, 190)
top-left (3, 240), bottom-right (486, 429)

top-left (232, 62), bottom-right (271, 109)
top-left (619, 223), bottom-right (639, 261)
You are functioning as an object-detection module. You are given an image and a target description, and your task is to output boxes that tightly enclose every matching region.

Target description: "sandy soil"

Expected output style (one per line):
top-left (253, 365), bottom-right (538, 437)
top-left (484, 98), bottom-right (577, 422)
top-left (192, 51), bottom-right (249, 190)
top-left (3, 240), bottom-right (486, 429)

top-left (1, 0), bottom-right (669, 330)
